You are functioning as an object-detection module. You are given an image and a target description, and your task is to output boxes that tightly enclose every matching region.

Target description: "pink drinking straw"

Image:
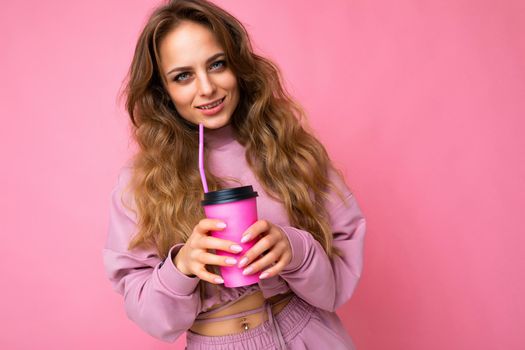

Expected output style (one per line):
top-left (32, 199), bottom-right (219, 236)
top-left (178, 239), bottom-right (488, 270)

top-left (198, 123), bottom-right (209, 193)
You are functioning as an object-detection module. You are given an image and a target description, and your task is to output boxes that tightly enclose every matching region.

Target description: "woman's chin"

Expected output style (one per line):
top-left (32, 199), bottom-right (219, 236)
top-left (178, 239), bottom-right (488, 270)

top-left (199, 115), bottom-right (231, 129)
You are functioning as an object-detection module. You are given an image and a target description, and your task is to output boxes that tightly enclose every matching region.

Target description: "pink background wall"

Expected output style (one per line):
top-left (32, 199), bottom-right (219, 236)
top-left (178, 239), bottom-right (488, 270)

top-left (1, 0), bottom-right (524, 349)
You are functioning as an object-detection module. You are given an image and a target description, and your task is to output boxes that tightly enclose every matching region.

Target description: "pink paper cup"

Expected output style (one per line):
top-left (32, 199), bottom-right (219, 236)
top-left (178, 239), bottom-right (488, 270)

top-left (201, 185), bottom-right (260, 287)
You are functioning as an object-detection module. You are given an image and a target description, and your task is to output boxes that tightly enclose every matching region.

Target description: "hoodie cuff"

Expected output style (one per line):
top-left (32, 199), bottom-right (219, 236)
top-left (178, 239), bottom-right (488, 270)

top-left (276, 225), bottom-right (308, 273)
top-left (157, 243), bottom-right (200, 296)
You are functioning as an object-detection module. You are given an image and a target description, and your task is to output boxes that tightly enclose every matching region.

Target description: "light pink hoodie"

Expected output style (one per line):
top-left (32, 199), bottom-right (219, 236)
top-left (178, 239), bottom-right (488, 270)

top-left (102, 123), bottom-right (366, 342)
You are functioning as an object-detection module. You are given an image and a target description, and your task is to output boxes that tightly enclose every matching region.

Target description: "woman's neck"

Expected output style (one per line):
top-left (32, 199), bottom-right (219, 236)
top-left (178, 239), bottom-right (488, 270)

top-left (204, 123), bottom-right (236, 149)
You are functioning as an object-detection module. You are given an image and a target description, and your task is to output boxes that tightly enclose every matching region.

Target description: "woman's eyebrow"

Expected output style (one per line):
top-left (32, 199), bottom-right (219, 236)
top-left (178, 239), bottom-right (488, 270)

top-left (166, 52), bottom-right (225, 76)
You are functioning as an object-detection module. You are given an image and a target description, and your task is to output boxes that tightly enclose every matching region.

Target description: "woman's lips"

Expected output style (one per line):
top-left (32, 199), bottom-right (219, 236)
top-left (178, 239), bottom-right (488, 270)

top-left (195, 96), bottom-right (226, 116)
top-left (196, 96), bottom-right (225, 109)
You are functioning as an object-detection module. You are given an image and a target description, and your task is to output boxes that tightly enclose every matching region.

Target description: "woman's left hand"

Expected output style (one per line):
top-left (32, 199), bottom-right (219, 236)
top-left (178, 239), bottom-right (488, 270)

top-left (237, 219), bottom-right (292, 279)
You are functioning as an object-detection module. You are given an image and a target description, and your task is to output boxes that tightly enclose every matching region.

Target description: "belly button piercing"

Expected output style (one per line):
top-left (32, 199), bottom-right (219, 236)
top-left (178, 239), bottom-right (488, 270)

top-left (240, 317), bottom-right (250, 331)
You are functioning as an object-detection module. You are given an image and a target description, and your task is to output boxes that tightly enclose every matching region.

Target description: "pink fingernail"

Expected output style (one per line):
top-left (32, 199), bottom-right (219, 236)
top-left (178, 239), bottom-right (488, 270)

top-left (240, 234), bottom-right (251, 243)
top-left (214, 277), bottom-right (224, 284)
top-left (259, 272), bottom-right (269, 279)
top-left (225, 257), bottom-right (238, 265)
top-left (238, 257), bottom-right (248, 267)
top-left (231, 245), bottom-right (243, 252)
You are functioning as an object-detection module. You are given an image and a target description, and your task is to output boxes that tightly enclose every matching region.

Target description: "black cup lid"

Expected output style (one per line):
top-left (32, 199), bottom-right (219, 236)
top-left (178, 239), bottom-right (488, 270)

top-left (201, 185), bottom-right (258, 206)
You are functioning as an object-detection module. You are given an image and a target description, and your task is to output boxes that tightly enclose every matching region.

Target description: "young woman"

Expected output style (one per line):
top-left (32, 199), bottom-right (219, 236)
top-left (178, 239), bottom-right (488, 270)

top-left (102, 0), bottom-right (367, 349)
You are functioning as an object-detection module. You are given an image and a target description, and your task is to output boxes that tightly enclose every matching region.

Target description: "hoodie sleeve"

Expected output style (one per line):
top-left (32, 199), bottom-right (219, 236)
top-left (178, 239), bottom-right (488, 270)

top-left (102, 166), bottom-right (201, 342)
top-left (277, 169), bottom-right (366, 312)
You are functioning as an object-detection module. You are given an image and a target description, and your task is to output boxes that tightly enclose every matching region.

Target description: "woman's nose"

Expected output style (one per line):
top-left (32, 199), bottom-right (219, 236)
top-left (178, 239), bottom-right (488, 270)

top-left (197, 73), bottom-right (216, 96)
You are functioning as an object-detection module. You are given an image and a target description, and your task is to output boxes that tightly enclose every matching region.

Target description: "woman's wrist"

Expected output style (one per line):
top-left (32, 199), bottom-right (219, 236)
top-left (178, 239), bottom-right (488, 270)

top-left (173, 246), bottom-right (196, 277)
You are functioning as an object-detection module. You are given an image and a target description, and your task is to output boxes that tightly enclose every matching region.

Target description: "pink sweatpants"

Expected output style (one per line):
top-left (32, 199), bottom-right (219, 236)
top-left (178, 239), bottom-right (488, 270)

top-left (185, 294), bottom-right (356, 350)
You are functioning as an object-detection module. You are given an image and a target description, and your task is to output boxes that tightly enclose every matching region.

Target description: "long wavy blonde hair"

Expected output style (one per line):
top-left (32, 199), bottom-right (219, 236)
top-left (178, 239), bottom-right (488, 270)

top-left (118, 0), bottom-right (349, 278)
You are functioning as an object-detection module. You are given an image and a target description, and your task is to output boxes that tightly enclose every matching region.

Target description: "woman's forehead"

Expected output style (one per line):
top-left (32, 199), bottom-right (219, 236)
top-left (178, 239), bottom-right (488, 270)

top-left (159, 21), bottom-right (224, 68)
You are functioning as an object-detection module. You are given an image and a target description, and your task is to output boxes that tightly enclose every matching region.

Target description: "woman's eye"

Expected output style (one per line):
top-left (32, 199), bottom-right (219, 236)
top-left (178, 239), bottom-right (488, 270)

top-left (210, 60), bottom-right (226, 70)
top-left (174, 72), bottom-right (190, 82)
top-left (172, 61), bottom-right (226, 82)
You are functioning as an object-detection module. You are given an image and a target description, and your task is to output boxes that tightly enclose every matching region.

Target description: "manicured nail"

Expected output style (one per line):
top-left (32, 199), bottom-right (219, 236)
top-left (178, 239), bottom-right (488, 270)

top-left (259, 271), bottom-right (269, 279)
top-left (240, 234), bottom-right (251, 243)
top-left (242, 266), bottom-right (253, 275)
top-left (216, 222), bottom-right (227, 228)
top-left (225, 257), bottom-right (238, 265)
top-left (231, 245), bottom-right (243, 252)
top-left (214, 277), bottom-right (224, 284)
top-left (238, 257), bottom-right (249, 267)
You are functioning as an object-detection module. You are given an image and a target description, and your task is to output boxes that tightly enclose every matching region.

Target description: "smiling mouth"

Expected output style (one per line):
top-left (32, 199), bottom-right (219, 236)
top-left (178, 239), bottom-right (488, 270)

top-left (196, 96), bottom-right (226, 109)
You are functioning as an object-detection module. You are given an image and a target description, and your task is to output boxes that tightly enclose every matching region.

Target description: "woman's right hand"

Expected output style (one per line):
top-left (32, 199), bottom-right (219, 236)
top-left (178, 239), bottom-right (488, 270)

top-left (174, 218), bottom-right (244, 284)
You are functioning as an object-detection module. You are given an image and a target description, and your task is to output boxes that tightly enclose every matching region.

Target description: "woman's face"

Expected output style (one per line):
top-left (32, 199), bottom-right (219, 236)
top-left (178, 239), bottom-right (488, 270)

top-left (159, 21), bottom-right (240, 129)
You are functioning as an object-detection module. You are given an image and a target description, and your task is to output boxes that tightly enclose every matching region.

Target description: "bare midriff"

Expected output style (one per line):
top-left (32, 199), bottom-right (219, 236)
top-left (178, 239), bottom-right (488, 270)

top-left (189, 290), bottom-right (294, 336)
